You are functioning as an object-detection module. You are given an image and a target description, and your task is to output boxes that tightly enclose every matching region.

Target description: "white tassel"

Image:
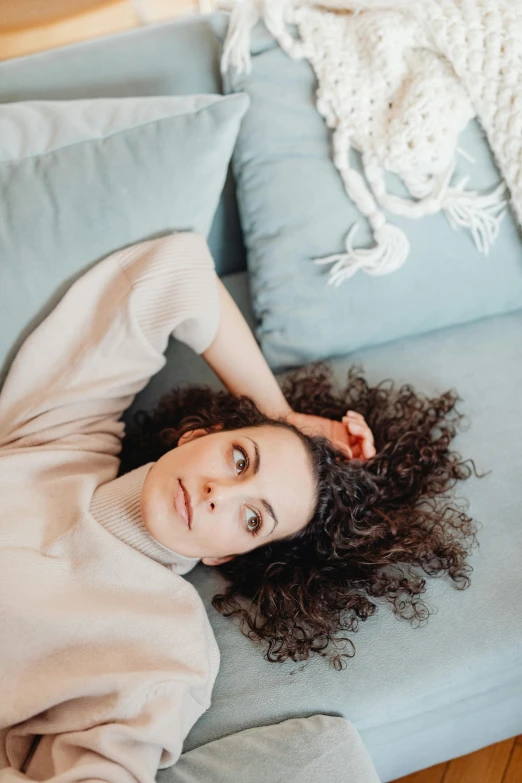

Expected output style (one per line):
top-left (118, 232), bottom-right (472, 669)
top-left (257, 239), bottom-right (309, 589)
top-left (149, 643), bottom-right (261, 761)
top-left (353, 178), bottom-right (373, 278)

top-left (314, 128), bottom-right (410, 285)
top-left (443, 178), bottom-right (509, 255)
top-left (264, 1), bottom-right (306, 60)
top-left (365, 158), bottom-right (454, 218)
top-left (221, 0), bottom-right (262, 76)
top-left (313, 221), bottom-right (410, 286)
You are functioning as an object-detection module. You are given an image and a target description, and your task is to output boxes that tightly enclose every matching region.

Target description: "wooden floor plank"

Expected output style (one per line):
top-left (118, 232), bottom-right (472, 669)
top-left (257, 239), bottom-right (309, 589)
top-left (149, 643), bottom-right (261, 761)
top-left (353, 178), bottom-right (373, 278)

top-left (502, 742), bottom-right (522, 783)
top-left (391, 736), bottom-right (522, 783)
top-left (0, 0), bottom-right (200, 60)
top-left (441, 739), bottom-right (515, 783)
top-left (392, 761), bottom-right (448, 783)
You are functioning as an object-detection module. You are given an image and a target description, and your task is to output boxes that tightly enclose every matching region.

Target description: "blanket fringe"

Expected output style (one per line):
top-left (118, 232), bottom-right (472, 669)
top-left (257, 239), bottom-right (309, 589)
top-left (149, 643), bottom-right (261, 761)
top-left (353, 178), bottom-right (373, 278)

top-left (314, 128), bottom-right (409, 283)
top-left (222, 0), bottom-right (300, 75)
top-left (221, 0), bottom-right (261, 76)
top-left (443, 178), bottom-right (508, 255)
top-left (314, 222), bottom-right (409, 285)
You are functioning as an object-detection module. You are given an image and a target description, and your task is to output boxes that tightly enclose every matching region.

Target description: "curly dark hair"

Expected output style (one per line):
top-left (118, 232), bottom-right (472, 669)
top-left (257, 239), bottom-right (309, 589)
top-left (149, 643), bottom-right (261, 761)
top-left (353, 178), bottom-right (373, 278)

top-left (118, 361), bottom-right (485, 670)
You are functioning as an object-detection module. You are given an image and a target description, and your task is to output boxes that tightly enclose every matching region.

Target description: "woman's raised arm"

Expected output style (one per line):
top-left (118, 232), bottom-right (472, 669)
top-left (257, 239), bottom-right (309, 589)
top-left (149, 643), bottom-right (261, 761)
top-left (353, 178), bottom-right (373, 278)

top-left (201, 278), bottom-right (376, 460)
top-left (201, 277), bottom-right (293, 420)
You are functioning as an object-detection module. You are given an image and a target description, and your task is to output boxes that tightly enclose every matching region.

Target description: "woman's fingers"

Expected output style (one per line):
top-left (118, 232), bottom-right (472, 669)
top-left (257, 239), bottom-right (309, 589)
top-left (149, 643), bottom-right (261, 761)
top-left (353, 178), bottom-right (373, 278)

top-left (342, 416), bottom-right (375, 443)
top-left (345, 409), bottom-right (364, 420)
top-left (342, 418), bottom-right (370, 438)
top-left (344, 411), bottom-right (369, 428)
top-left (344, 410), bottom-right (367, 426)
top-left (342, 415), bottom-right (376, 459)
top-left (362, 440), bottom-right (376, 458)
top-left (286, 409), bottom-right (376, 460)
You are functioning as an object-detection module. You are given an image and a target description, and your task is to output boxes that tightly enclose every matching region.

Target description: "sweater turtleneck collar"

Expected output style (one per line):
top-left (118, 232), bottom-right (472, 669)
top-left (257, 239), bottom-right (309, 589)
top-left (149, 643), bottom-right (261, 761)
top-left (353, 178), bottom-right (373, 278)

top-left (89, 463), bottom-right (201, 576)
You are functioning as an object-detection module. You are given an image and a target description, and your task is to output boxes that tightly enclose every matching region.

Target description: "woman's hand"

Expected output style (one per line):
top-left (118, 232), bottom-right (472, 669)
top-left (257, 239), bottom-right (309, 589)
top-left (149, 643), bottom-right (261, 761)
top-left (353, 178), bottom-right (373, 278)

top-left (286, 410), bottom-right (376, 461)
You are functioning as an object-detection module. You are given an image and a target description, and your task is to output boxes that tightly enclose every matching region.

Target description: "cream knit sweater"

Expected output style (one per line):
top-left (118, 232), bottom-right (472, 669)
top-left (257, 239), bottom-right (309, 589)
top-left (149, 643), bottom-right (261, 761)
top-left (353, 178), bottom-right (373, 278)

top-left (0, 232), bottom-right (222, 783)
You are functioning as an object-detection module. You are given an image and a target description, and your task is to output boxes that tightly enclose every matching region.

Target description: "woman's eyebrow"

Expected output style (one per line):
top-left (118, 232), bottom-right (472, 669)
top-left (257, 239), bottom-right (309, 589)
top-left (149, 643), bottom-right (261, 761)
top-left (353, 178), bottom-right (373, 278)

top-left (246, 437), bottom-right (279, 534)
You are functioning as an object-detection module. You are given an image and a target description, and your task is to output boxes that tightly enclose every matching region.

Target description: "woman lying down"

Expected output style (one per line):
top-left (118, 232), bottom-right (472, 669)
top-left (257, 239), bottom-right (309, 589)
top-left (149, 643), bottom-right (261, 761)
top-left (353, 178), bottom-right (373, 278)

top-left (0, 232), bottom-right (481, 783)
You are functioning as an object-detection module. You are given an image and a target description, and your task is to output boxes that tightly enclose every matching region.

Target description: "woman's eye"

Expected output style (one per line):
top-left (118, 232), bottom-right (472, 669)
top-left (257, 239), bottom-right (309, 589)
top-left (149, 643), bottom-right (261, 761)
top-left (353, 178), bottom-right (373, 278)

top-left (232, 444), bottom-right (262, 536)
top-left (245, 507), bottom-right (262, 536)
top-left (232, 445), bottom-right (249, 475)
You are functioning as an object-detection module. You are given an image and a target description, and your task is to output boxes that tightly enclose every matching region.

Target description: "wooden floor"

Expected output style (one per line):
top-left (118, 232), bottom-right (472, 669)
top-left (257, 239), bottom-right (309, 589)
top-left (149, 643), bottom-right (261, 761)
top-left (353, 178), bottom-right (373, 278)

top-left (392, 735), bottom-right (522, 783)
top-left (0, 0), bottom-right (212, 60)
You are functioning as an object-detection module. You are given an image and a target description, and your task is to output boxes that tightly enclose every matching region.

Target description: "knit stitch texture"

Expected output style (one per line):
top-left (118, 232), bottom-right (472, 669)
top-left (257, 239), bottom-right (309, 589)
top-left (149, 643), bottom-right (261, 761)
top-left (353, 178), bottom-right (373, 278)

top-left (222, 0), bottom-right (521, 284)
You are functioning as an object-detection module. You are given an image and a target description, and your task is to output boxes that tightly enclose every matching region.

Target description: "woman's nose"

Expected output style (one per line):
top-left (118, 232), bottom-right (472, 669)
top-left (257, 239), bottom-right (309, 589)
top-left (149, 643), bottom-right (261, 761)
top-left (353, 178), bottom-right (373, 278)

top-left (205, 480), bottom-right (238, 509)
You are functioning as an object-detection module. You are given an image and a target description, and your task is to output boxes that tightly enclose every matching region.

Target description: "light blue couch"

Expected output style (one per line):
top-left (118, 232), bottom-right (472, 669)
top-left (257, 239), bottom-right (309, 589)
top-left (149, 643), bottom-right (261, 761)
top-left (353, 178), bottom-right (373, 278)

top-left (1, 11), bottom-right (521, 783)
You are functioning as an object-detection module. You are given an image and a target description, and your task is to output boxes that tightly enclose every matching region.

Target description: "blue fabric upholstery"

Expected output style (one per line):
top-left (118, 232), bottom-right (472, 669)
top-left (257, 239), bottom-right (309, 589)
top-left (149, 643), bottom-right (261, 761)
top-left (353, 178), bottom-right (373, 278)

top-left (216, 19), bottom-right (522, 372)
top-left (0, 13), bottom-right (245, 279)
top-left (0, 92), bottom-right (248, 388)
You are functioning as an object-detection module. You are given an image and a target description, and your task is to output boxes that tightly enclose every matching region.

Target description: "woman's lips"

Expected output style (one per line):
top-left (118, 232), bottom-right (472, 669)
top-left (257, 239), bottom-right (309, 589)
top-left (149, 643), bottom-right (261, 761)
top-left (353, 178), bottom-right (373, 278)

top-left (181, 481), bottom-right (193, 528)
top-left (175, 480), bottom-right (191, 529)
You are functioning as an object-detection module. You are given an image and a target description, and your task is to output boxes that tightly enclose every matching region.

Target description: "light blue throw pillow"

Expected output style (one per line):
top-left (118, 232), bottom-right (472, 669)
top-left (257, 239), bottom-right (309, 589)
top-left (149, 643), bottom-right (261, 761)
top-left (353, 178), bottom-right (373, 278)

top-left (0, 13), bottom-right (245, 279)
top-left (215, 20), bottom-right (522, 372)
top-left (0, 93), bottom-right (249, 387)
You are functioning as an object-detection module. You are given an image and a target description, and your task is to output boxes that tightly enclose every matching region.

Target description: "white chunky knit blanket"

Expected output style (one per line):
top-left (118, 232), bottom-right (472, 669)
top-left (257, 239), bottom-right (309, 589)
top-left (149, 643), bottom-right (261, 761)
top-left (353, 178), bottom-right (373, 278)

top-left (220, 0), bottom-right (522, 285)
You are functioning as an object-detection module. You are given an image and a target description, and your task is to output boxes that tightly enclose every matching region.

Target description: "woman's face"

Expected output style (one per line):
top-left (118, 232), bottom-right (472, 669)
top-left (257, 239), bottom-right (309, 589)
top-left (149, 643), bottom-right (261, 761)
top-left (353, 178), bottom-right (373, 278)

top-left (140, 424), bottom-right (317, 566)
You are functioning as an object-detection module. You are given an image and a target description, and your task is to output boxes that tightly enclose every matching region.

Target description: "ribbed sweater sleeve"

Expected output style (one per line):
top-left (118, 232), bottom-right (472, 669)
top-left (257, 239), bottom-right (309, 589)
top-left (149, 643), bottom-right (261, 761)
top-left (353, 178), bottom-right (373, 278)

top-left (0, 231), bottom-right (220, 455)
